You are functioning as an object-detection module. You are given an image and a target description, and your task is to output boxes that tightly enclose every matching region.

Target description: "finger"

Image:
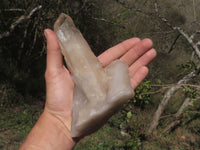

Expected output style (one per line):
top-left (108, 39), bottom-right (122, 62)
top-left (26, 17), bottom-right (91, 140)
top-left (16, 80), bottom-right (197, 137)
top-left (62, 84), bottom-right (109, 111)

top-left (98, 37), bottom-right (140, 67)
top-left (129, 49), bottom-right (156, 78)
top-left (45, 29), bottom-right (63, 71)
top-left (120, 39), bottom-right (153, 66)
top-left (131, 66), bottom-right (149, 90)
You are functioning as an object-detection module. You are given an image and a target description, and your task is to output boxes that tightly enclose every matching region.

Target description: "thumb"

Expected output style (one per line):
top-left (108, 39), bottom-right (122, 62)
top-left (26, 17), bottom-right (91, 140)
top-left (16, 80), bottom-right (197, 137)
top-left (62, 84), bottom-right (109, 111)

top-left (44, 29), bottom-right (63, 72)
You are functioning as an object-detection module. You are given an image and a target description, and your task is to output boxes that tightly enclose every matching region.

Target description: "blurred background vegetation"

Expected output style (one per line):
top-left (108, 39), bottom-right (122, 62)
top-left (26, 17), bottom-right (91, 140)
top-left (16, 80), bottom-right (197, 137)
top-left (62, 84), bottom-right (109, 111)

top-left (0, 0), bottom-right (200, 149)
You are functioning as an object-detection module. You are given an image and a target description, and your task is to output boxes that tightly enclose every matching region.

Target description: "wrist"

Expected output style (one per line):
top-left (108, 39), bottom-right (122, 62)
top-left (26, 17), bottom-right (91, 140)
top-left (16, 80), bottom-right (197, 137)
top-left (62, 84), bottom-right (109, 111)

top-left (42, 110), bottom-right (76, 146)
top-left (20, 111), bottom-right (76, 150)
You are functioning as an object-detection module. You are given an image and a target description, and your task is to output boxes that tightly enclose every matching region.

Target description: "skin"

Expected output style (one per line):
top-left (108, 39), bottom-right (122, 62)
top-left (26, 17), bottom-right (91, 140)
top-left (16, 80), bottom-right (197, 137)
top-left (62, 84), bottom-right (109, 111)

top-left (19, 29), bottom-right (156, 150)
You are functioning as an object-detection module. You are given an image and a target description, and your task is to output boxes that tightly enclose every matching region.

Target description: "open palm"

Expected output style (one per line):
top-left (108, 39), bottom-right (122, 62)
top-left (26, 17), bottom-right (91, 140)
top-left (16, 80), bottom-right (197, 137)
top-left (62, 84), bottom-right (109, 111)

top-left (44, 29), bottom-right (156, 138)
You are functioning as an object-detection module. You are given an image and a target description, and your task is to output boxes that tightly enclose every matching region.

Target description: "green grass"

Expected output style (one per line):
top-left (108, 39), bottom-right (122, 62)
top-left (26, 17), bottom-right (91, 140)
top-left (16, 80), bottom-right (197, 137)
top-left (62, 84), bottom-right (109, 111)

top-left (1, 99), bottom-right (200, 149)
top-left (0, 102), bottom-right (43, 150)
top-left (75, 125), bottom-right (123, 150)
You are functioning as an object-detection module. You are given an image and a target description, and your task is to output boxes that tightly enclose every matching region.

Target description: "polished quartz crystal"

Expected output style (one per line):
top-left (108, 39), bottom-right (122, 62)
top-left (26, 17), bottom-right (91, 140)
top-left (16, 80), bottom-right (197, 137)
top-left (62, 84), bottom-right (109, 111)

top-left (54, 13), bottom-right (134, 137)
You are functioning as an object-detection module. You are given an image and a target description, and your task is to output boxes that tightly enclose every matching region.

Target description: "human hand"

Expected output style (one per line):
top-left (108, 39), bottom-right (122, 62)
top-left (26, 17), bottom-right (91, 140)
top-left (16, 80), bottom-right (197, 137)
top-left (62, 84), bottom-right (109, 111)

top-left (98, 36), bottom-right (156, 89)
top-left (44, 29), bottom-right (156, 142)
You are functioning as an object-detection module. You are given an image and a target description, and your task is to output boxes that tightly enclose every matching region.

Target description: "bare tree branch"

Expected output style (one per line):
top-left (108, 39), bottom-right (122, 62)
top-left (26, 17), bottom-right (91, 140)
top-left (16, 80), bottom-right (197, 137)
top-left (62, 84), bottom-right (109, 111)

top-left (151, 83), bottom-right (200, 90)
top-left (168, 34), bottom-right (181, 53)
top-left (154, 0), bottom-right (200, 60)
top-left (141, 83), bottom-right (200, 96)
top-left (159, 97), bottom-right (200, 120)
top-left (190, 30), bottom-right (200, 40)
top-left (148, 1), bottom-right (200, 134)
top-left (1, 9), bottom-right (25, 12)
top-left (177, 28), bottom-right (200, 59)
top-left (0, 5), bottom-right (42, 40)
top-left (148, 70), bottom-right (198, 133)
top-left (176, 98), bottom-right (192, 118)
top-left (163, 97), bottom-right (194, 133)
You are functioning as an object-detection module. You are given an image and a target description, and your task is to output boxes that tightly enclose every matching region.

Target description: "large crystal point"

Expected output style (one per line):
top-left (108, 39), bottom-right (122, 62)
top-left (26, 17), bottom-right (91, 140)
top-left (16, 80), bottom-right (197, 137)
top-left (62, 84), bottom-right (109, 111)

top-left (54, 13), bottom-right (134, 138)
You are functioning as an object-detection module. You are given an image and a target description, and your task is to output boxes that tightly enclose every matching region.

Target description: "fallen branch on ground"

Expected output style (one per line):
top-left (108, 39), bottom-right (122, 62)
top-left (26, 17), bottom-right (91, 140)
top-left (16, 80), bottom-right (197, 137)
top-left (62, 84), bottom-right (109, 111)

top-left (148, 70), bottom-right (198, 133)
top-left (163, 97), bottom-right (191, 133)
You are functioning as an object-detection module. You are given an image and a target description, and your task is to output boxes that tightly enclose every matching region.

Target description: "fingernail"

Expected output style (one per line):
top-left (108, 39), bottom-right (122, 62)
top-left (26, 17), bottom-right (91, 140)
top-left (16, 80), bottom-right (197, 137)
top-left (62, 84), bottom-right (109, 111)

top-left (44, 29), bottom-right (48, 39)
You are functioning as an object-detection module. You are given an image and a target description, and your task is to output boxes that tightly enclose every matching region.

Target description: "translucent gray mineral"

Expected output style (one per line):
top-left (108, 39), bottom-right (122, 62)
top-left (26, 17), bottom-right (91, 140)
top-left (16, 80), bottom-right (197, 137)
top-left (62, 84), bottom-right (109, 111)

top-left (54, 13), bottom-right (134, 138)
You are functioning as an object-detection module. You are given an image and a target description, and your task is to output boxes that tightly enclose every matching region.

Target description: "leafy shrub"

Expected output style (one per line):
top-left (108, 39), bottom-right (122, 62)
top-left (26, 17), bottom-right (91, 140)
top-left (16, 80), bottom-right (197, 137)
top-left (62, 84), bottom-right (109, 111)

top-left (133, 80), bottom-right (152, 108)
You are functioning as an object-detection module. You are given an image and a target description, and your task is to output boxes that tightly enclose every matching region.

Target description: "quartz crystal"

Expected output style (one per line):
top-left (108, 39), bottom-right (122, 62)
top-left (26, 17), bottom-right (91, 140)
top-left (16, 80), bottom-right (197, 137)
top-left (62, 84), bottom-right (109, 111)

top-left (54, 13), bottom-right (134, 138)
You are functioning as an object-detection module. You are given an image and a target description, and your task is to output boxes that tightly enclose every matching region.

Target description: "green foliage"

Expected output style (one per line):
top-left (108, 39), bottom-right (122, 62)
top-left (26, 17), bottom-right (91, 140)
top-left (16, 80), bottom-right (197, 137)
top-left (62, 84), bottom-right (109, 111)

top-left (133, 80), bottom-right (152, 107)
top-left (183, 85), bottom-right (200, 99)
top-left (116, 8), bottom-right (130, 24)
top-left (74, 124), bottom-right (125, 150)
top-left (156, 79), bottom-right (162, 84)
top-left (178, 61), bottom-right (197, 72)
top-left (127, 111), bottom-right (132, 120)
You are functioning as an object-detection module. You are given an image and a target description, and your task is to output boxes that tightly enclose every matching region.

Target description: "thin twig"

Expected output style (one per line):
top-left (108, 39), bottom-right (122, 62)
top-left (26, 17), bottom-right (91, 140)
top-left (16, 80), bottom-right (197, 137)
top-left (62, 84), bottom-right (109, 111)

top-left (141, 83), bottom-right (200, 96)
top-left (168, 34), bottom-right (181, 53)
top-left (160, 113), bottom-right (176, 119)
top-left (154, 0), bottom-right (200, 60)
top-left (151, 83), bottom-right (200, 89)
top-left (160, 109), bottom-right (200, 120)
top-left (185, 110), bottom-right (200, 114)
top-left (1, 9), bottom-right (25, 12)
top-left (0, 5), bottom-right (42, 40)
